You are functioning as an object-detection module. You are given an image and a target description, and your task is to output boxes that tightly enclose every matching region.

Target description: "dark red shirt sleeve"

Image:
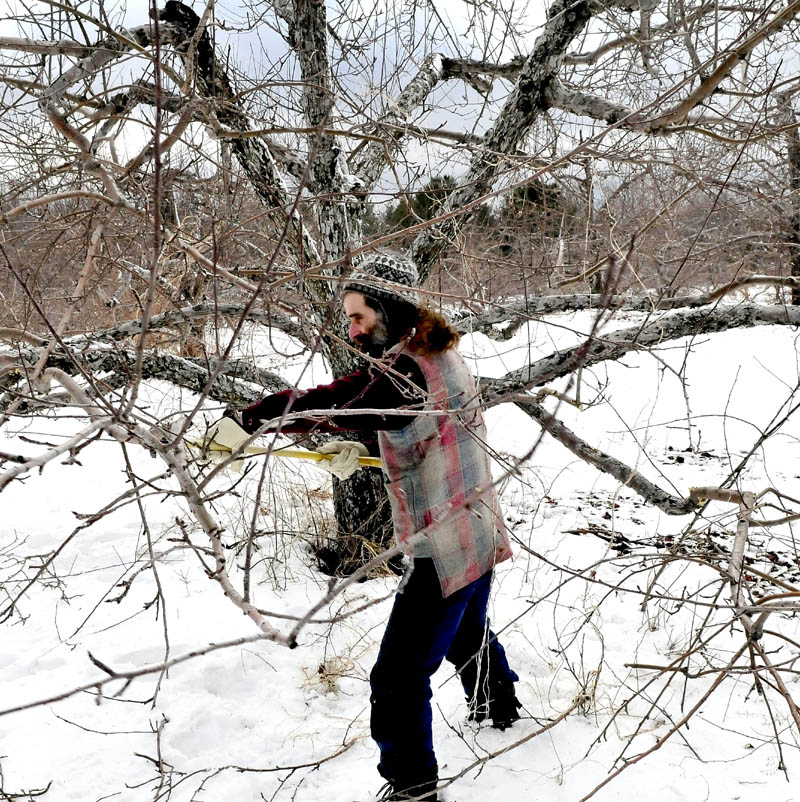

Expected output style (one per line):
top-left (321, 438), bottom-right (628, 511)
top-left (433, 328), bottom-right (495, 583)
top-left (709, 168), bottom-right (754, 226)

top-left (241, 353), bottom-right (427, 436)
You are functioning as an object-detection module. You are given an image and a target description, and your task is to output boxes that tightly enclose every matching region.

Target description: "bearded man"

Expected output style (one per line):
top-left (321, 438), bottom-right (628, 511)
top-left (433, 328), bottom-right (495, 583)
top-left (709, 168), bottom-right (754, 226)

top-left (226, 252), bottom-right (521, 801)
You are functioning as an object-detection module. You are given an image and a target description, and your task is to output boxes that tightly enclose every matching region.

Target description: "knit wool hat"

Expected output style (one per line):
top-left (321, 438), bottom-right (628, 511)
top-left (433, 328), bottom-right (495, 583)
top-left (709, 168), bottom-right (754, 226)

top-left (343, 251), bottom-right (420, 307)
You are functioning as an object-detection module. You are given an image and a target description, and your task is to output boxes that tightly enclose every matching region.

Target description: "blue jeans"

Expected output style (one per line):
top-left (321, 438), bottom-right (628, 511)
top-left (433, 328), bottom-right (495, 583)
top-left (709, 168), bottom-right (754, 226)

top-left (369, 558), bottom-right (518, 785)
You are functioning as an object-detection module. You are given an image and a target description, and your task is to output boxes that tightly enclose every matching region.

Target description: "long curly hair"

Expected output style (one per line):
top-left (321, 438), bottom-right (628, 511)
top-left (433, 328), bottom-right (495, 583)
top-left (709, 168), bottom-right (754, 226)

top-left (364, 296), bottom-right (459, 357)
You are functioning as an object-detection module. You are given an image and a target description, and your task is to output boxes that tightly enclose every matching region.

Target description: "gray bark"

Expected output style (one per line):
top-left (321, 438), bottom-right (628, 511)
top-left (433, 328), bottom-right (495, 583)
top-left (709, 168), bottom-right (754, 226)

top-left (408, 0), bottom-right (800, 281)
top-left (452, 281), bottom-right (800, 338)
top-left (543, 79), bottom-right (635, 126)
top-left (472, 302), bottom-right (800, 515)
top-left (483, 303), bottom-right (800, 401)
top-left (277, 0), bottom-right (395, 564)
top-left (286, 0), bottom-right (362, 260)
top-left (350, 53), bottom-right (522, 192)
top-left (351, 54), bottom-right (447, 192)
top-left (1, 346), bottom-right (287, 411)
top-left (0, 35), bottom-right (98, 57)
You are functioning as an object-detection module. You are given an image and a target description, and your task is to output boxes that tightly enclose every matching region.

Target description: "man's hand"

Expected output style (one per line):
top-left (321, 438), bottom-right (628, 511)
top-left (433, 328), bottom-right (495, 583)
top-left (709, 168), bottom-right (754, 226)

top-left (317, 440), bottom-right (369, 481)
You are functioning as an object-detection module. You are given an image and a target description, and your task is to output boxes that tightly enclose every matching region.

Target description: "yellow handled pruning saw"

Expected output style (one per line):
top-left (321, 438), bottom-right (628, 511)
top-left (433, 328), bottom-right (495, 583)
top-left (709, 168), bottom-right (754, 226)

top-left (188, 437), bottom-right (383, 468)
top-left (186, 417), bottom-right (383, 468)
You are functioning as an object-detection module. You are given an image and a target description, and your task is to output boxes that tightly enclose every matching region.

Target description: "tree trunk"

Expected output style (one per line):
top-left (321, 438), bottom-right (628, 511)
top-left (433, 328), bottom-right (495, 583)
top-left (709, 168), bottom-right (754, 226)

top-left (151, 2), bottom-right (390, 574)
top-left (324, 469), bottom-right (396, 576)
top-left (325, 322), bottom-right (396, 570)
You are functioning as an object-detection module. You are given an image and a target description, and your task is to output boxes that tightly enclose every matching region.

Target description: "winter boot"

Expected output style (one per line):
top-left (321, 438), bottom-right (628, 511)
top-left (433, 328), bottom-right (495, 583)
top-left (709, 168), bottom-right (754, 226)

top-left (377, 782), bottom-right (438, 801)
top-left (377, 764), bottom-right (438, 801)
top-left (467, 677), bottom-right (522, 731)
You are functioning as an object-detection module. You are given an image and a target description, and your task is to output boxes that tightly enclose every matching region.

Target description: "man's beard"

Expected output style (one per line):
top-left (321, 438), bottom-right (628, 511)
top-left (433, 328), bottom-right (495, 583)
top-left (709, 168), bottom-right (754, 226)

top-left (353, 312), bottom-right (389, 357)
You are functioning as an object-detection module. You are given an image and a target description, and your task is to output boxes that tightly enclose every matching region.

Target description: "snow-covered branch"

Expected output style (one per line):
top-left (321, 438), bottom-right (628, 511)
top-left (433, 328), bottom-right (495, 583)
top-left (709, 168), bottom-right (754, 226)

top-left (453, 278), bottom-right (800, 338)
top-left (0, 346), bottom-right (283, 412)
top-left (485, 303), bottom-right (800, 397)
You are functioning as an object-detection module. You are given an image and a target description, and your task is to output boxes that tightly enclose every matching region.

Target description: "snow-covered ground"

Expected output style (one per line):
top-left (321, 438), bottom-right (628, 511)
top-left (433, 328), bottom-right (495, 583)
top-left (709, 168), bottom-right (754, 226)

top-left (2, 309), bottom-right (799, 802)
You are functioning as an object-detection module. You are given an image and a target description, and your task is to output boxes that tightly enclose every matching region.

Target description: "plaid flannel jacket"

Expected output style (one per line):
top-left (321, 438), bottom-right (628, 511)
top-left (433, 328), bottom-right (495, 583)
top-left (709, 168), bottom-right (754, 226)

top-left (378, 347), bottom-right (512, 597)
